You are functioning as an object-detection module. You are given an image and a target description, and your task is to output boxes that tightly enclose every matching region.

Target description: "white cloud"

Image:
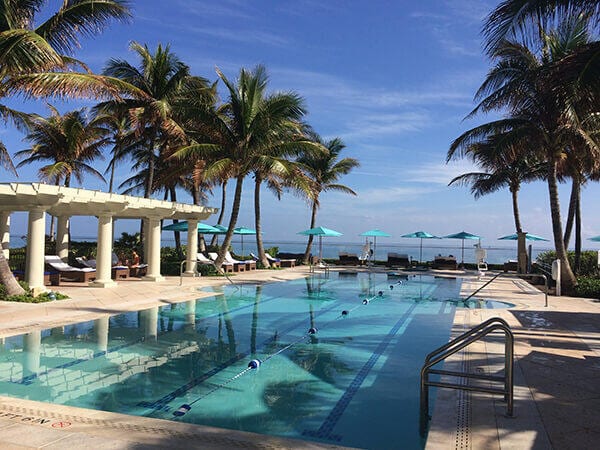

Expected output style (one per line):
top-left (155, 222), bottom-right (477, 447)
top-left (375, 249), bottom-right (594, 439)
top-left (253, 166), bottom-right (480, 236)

top-left (405, 160), bottom-right (479, 185)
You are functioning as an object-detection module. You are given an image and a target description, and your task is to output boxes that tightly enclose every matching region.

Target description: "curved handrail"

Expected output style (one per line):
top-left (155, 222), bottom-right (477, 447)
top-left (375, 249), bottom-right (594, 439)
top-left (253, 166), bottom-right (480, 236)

top-left (424, 317), bottom-right (510, 363)
top-left (420, 318), bottom-right (514, 437)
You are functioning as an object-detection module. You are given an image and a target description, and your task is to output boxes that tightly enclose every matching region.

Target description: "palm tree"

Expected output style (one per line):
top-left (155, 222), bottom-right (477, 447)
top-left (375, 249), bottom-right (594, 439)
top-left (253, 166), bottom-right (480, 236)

top-left (15, 106), bottom-right (108, 187)
top-left (98, 42), bottom-right (206, 199)
top-left (0, 0), bottom-right (130, 297)
top-left (0, 0), bottom-right (132, 164)
top-left (173, 65), bottom-right (314, 269)
top-left (448, 135), bottom-right (544, 234)
top-left (453, 14), bottom-right (599, 291)
top-left (296, 136), bottom-right (359, 264)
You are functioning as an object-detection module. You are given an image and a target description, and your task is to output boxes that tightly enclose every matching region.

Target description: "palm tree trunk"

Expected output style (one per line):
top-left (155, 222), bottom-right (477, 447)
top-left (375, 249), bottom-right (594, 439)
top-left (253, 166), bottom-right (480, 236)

top-left (574, 190), bottom-right (582, 274)
top-left (170, 187), bottom-right (183, 259)
top-left (547, 159), bottom-right (577, 292)
top-left (210, 181), bottom-right (227, 247)
top-left (215, 175), bottom-right (244, 268)
top-left (563, 179), bottom-right (578, 248)
top-left (510, 187), bottom-right (522, 233)
top-left (254, 176), bottom-right (270, 268)
top-left (303, 200), bottom-right (318, 264)
top-left (109, 159), bottom-right (116, 193)
top-left (0, 253), bottom-right (25, 296)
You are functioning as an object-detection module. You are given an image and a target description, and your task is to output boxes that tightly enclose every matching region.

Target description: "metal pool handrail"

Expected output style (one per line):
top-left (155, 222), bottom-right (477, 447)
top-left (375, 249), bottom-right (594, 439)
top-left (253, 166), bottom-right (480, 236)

top-left (464, 272), bottom-right (549, 307)
top-left (419, 317), bottom-right (514, 437)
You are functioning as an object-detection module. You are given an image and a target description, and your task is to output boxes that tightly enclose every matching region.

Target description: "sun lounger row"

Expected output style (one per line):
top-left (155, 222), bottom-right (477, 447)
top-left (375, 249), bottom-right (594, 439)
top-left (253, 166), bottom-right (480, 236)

top-left (338, 252), bottom-right (362, 265)
top-left (198, 252), bottom-right (257, 273)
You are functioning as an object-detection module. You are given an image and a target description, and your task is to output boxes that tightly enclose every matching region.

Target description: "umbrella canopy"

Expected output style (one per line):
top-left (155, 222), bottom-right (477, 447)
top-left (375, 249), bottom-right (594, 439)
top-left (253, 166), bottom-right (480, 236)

top-left (589, 235), bottom-right (600, 242)
top-left (233, 227), bottom-right (257, 255)
top-left (443, 231), bottom-right (481, 265)
top-left (498, 233), bottom-right (549, 241)
top-left (298, 226), bottom-right (343, 262)
top-left (401, 231), bottom-right (440, 263)
top-left (360, 229), bottom-right (391, 263)
top-left (162, 221), bottom-right (219, 233)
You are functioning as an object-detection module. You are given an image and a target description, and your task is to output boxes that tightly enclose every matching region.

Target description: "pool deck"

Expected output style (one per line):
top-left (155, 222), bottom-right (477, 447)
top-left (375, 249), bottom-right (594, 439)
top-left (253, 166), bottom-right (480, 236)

top-left (0, 266), bottom-right (599, 449)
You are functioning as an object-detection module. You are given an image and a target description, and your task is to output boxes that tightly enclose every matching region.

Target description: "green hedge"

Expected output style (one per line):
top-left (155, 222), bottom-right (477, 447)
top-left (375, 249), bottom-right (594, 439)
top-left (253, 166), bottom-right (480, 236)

top-left (536, 250), bottom-right (599, 277)
top-left (574, 277), bottom-right (600, 300)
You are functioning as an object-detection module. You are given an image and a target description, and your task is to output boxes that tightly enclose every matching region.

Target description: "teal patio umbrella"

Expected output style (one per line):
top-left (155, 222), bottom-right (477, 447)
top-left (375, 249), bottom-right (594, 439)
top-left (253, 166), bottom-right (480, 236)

top-left (401, 231), bottom-right (440, 263)
top-left (498, 233), bottom-right (549, 242)
top-left (298, 226), bottom-right (343, 262)
top-left (443, 231), bottom-right (481, 265)
top-left (162, 221), bottom-right (219, 233)
top-left (589, 235), bottom-right (600, 242)
top-left (360, 229), bottom-right (391, 263)
top-left (233, 226), bottom-right (257, 256)
top-left (202, 224), bottom-right (228, 245)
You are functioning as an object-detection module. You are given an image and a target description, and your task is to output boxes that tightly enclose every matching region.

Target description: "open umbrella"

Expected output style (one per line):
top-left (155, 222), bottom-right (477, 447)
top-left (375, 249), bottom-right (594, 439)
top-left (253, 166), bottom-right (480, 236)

top-left (588, 235), bottom-right (600, 242)
top-left (233, 226), bottom-right (257, 256)
top-left (202, 224), bottom-right (228, 245)
top-left (498, 233), bottom-right (549, 241)
top-left (360, 229), bottom-right (391, 263)
top-left (162, 221), bottom-right (219, 233)
top-left (443, 231), bottom-right (481, 265)
top-left (298, 226), bottom-right (343, 262)
top-left (401, 231), bottom-right (440, 263)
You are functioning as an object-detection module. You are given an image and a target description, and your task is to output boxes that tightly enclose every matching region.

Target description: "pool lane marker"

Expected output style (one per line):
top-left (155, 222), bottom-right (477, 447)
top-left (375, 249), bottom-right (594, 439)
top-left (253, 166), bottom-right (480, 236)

top-left (171, 284), bottom-right (396, 418)
top-left (173, 326), bottom-right (319, 418)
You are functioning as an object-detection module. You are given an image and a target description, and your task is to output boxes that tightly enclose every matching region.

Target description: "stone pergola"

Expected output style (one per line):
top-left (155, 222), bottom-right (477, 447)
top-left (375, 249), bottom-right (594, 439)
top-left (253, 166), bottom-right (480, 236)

top-left (0, 183), bottom-right (217, 293)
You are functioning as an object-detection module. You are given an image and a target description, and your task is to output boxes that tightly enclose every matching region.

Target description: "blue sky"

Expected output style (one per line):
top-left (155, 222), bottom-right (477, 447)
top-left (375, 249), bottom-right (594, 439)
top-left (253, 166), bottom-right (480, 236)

top-left (3, 0), bottom-right (600, 249)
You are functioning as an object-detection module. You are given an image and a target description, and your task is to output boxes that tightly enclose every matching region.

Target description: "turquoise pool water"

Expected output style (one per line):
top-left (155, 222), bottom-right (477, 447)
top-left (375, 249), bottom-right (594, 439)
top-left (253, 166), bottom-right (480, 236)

top-left (0, 273), bottom-right (510, 449)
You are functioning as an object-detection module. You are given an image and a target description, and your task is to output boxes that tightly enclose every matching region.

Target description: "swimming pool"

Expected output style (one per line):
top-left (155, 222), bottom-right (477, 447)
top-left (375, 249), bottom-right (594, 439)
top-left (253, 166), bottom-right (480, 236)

top-left (0, 273), bottom-right (510, 449)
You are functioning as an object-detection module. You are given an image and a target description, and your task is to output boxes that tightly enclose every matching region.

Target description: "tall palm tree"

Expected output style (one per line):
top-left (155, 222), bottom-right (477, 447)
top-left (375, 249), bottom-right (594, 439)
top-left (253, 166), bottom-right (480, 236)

top-left (448, 135), bottom-right (545, 234)
top-left (0, 0), bottom-right (130, 296)
top-left (15, 106), bottom-right (108, 187)
top-left (296, 136), bottom-right (359, 264)
top-left (173, 65), bottom-right (315, 269)
top-left (98, 42), bottom-right (209, 199)
top-left (453, 15), bottom-right (599, 291)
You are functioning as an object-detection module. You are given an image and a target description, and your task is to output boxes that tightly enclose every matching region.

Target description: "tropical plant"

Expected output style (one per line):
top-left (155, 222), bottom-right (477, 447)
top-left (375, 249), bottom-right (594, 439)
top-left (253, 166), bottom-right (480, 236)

top-left (453, 12), bottom-right (600, 292)
top-left (15, 106), bottom-right (108, 187)
top-left (98, 42), bottom-right (210, 198)
top-left (173, 65), bottom-right (316, 269)
top-left (449, 132), bottom-right (545, 234)
top-left (296, 136), bottom-right (359, 264)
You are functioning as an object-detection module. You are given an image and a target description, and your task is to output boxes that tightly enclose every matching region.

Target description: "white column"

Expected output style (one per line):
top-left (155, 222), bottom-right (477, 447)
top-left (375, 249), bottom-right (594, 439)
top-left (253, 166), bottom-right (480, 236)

top-left (23, 330), bottom-right (41, 378)
top-left (184, 219), bottom-right (198, 276)
top-left (90, 214), bottom-right (117, 287)
top-left (143, 217), bottom-right (164, 282)
top-left (25, 208), bottom-right (46, 295)
top-left (0, 212), bottom-right (10, 259)
top-left (142, 218), bottom-right (149, 263)
top-left (94, 316), bottom-right (109, 353)
top-left (141, 306), bottom-right (158, 340)
top-left (56, 215), bottom-right (70, 261)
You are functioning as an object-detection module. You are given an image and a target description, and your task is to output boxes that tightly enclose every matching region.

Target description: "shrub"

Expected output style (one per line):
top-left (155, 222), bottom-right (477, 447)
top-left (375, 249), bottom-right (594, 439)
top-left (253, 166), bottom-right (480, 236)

top-left (0, 281), bottom-right (68, 303)
top-left (536, 250), bottom-right (599, 277)
top-left (574, 277), bottom-right (600, 300)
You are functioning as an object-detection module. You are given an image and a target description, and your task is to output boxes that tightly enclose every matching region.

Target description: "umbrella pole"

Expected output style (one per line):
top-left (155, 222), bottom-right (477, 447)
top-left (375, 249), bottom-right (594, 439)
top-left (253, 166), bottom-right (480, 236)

top-left (461, 239), bottom-right (465, 266)
top-left (420, 238), bottom-right (423, 263)
top-left (241, 235), bottom-right (244, 256)
top-left (319, 236), bottom-right (323, 262)
top-left (373, 237), bottom-right (377, 265)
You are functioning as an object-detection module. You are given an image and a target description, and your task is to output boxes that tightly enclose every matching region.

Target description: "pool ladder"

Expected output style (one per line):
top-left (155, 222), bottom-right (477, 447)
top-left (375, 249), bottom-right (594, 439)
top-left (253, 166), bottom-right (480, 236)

top-left (419, 317), bottom-right (514, 437)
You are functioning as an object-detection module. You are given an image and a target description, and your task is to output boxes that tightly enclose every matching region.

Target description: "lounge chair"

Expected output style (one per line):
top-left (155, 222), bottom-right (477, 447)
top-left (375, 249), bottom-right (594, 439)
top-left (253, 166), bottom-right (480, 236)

top-left (338, 252), bottom-right (360, 265)
top-left (225, 251), bottom-right (256, 271)
top-left (387, 253), bottom-right (410, 268)
top-left (250, 252), bottom-right (281, 268)
top-left (432, 255), bottom-right (458, 270)
top-left (207, 253), bottom-right (235, 273)
top-left (44, 255), bottom-right (96, 282)
top-left (76, 257), bottom-right (129, 280)
top-left (270, 253), bottom-right (295, 268)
